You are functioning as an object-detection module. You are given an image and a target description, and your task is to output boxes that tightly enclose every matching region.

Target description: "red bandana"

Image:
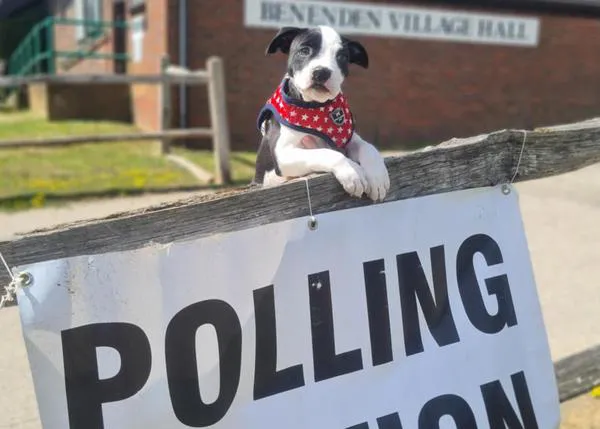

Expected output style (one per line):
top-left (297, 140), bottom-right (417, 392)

top-left (257, 79), bottom-right (355, 149)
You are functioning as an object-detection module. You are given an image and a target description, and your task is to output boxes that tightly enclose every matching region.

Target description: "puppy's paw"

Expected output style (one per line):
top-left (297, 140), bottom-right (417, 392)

top-left (332, 159), bottom-right (368, 198)
top-left (360, 151), bottom-right (390, 202)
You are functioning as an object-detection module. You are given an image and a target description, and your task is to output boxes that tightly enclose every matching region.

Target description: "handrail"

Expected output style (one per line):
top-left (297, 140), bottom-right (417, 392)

top-left (3, 16), bottom-right (131, 96)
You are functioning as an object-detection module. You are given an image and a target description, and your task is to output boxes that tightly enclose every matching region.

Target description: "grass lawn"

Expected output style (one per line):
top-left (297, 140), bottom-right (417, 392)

top-left (0, 110), bottom-right (256, 211)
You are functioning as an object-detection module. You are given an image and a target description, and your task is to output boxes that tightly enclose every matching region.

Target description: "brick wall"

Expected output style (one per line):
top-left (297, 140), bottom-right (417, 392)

top-left (183, 0), bottom-right (600, 150)
top-left (50, 0), bottom-right (170, 131)
top-left (51, 0), bottom-right (116, 74)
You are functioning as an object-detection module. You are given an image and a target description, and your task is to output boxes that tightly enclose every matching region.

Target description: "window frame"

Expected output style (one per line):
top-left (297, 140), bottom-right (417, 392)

top-left (75, 0), bottom-right (104, 42)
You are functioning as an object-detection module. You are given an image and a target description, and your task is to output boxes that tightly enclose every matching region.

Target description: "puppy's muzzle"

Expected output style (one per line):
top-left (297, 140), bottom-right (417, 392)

top-left (312, 67), bottom-right (332, 84)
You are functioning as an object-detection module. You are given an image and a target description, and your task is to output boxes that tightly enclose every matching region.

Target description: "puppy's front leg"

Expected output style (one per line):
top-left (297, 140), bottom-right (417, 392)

top-left (275, 138), bottom-right (368, 198)
top-left (346, 133), bottom-right (390, 202)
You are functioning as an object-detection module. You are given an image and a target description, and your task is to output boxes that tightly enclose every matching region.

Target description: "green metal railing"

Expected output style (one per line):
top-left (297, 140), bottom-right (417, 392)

top-left (6, 16), bottom-right (130, 79)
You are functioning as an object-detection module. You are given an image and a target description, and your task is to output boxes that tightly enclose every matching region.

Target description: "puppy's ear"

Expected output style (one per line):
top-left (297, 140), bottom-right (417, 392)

top-left (265, 27), bottom-right (305, 55)
top-left (344, 38), bottom-right (369, 69)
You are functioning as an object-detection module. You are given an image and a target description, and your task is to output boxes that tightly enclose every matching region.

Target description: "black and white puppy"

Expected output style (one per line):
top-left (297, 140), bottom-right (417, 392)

top-left (253, 25), bottom-right (390, 202)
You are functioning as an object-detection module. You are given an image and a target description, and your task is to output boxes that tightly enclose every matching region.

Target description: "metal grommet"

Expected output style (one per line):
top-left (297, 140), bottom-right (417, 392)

top-left (501, 184), bottom-right (511, 195)
top-left (307, 216), bottom-right (318, 231)
top-left (17, 272), bottom-right (34, 287)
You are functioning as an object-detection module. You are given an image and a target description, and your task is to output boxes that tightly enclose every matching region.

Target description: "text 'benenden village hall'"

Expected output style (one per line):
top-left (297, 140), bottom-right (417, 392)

top-left (52, 0), bottom-right (600, 150)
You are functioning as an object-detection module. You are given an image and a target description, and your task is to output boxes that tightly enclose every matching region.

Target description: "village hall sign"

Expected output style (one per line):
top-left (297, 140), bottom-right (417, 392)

top-left (245, 0), bottom-right (540, 47)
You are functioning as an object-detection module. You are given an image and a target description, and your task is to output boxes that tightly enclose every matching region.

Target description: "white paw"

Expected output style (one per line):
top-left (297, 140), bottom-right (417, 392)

top-left (361, 153), bottom-right (390, 202)
top-left (332, 158), bottom-right (368, 198)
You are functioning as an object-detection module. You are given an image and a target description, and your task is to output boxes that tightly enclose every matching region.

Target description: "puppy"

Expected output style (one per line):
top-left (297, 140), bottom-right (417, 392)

top-left (253, 25), bottom-right (390, 202)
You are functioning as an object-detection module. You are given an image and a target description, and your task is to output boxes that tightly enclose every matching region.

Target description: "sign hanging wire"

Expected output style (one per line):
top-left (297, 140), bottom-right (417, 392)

top-left (0, 251), bottom-right (14, 283)
top-left (502, 130), bottom-right (527, 195)
top-left (510, 130), bottom-right (528, 184)
top-left (303, 178), bottom-right (318, 230)
top-left (0, 251), bottom-right (32, 310)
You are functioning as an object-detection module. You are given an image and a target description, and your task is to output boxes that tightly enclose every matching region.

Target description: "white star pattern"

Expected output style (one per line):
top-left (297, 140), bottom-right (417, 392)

top-left (268, 88), bottom-right (354, 147)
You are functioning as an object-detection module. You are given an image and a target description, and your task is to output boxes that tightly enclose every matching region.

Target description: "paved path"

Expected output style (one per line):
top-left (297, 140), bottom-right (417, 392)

top-left (1, 165), bottom-right (599, 428)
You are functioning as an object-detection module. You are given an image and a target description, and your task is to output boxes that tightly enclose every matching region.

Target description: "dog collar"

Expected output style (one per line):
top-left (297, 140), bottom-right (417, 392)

top-left (257, 79), bottom-right (355, 149)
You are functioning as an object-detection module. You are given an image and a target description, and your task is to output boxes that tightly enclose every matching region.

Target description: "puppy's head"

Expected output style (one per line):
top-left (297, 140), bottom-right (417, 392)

top-left (266, 25), bottom-right (368, 103)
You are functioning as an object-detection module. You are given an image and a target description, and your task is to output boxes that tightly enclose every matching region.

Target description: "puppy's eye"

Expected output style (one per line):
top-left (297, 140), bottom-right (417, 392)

top-left (299, 46), bottom-right (312, 56)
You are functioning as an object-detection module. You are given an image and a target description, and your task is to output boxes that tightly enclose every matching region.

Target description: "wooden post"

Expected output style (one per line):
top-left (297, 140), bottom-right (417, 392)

top-left (207, 56), bottom-right (231, 185)
top-left (159, 55), bottom-right (172, 155)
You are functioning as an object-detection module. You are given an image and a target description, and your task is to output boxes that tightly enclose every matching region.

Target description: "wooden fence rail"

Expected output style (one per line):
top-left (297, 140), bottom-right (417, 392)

top-left (0, 128), bottom-right (213, 149)
top-left (0, 55), bottom-right (232, 184)
top-left (1, 117), bottom-right (599, 402)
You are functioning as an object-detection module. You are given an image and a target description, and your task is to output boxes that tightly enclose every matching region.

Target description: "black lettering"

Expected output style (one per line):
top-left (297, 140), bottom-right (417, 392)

top-left (439, 17), bottom-right (455, 34)
top-left (61, 322), bottom-right (151, 429)
top-left (422, 15), bottom-right (433, 33)
top-left (496, 22), bottom-right (507, 38)
top-left (412, 14), bottom-right (422, 32)
top-left (340, 9), bottom-right (361, 27)
top-left (364, 259), bottom-right (393, 366)
top-left (389, 12), bottom-right (413, 32)
top-left (307, 6), bottom-right (334, 26)
top-left (507, 22), bottom-right (517, 39)
top-left (322, 7), bottom-right (337, 25)
top-left (388, 12), bottom-right (401, 30)
top-left (253, 285), bottom-right (305, 400)
top-left (309, 271), bottom-right (363, 382)
top-left (517, 23), bottom-right (527, 39)
top-left (261, 2), bottom-right (281, 22)
top-left (397, 246), bottom-right (460, 356)
top-left (478, 19), bottom-right (494, 37)
top-left (165, 300), bottom-right (242, 427)
top-left (289, 4), bottom-right (306, 23)
top-left (367, 11), bottom-right (382, 28)
top-left (481, 371), bottom-right (539, 428)
top-left (418, 394), bottom-right (477, 429)
top-left (456, 234), bottom-right (518, 334)
top-left (457, 18), bottom-right (470, 36)
top-left (377, 412), bottom-right (404, 428)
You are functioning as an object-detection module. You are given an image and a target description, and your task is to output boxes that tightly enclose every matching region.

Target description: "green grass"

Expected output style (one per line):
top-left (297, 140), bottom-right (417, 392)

top-left (0, 110), bottom-right (256, 211)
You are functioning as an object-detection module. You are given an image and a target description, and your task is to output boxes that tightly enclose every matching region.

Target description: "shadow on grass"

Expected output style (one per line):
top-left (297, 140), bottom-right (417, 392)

top-left (0, 180), bottom-right (253, 212)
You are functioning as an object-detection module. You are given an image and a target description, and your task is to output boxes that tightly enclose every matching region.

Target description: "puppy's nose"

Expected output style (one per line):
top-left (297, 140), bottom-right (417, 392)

top-left (312, 67), bottom-right (332, 83)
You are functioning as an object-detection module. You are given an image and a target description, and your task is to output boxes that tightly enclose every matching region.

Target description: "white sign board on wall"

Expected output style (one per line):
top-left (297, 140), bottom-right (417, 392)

top-left (16, 186), bottom-right (559, 428)
top-left (244, 0), bottom-right (541, 47)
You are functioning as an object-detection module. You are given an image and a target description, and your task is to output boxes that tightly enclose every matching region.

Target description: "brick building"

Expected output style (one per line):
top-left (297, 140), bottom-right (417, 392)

top-left (48, 0), bottom-right (600, 150)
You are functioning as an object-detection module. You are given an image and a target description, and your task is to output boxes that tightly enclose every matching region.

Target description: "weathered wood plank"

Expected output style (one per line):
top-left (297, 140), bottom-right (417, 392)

top-left (0, 119), bottom-right (599, 281)
top-left (0, 119), bottom-right (599, 401)
top-left (207, 56), bottom-right (232, 184)
top-left (554, 345), bottom-right (600, 402)
top-left (0, 73), bottom-right (208, 87)
top-left (0, 128), bottom-right (213, 149)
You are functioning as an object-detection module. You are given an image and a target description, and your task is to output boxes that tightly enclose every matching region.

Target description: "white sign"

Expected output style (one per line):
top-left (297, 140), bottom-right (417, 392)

top-left (244, 0), bottom-right (540, 47)
top-left (16, 186), bottom-right (559, 428)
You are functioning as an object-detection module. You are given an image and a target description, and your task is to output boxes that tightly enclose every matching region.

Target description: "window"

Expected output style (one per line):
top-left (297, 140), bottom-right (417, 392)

top-left (76, 0), bottom-right (103, 41)
top-left (129, 0), bottom-right (146, 13)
